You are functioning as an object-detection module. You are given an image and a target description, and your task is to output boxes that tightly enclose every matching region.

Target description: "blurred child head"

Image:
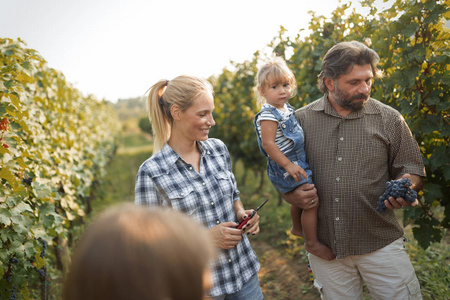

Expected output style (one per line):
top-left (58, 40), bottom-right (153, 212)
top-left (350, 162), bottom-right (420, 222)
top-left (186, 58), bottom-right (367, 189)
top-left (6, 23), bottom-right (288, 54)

top-left (63, 203), bottom-right (216, 300)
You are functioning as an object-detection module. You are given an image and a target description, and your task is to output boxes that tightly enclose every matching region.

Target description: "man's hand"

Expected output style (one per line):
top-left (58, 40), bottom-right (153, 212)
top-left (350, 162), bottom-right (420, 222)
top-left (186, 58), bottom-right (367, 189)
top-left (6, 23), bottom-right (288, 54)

top-left (281, 183), bottom-right (319, 209)
top-left (209, 222), bottom-right (243, 249)
top-left (385, 174), bottom-right (421, 210)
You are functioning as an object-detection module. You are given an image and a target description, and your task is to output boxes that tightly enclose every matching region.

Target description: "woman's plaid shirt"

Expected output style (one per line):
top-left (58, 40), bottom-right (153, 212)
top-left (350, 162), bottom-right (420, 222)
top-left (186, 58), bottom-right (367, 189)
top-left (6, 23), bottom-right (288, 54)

top-left (135, 138), bottom-right (260, 297)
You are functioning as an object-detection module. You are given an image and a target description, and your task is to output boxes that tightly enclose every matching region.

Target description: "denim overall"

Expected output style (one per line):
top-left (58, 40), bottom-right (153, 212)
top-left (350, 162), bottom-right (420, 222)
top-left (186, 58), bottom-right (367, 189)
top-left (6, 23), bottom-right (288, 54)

top-left (254, 103), bottom-right (313, 193)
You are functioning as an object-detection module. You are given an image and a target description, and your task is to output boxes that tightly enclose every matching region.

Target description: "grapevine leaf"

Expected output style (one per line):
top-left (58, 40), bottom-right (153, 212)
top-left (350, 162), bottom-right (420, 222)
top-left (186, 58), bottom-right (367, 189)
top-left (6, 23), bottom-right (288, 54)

top-left (412, 218), bottom-right (442, 249)
top-left (0, 207), bottom-right (12, 225)
top-left (443, 166), bottom-right (450, 182)
top-left (19, 285), bottom-right (31, 300)
top-left (34, 253), bottom-right (45, 269)
top-left (0, 167), bottom-right (19, 190)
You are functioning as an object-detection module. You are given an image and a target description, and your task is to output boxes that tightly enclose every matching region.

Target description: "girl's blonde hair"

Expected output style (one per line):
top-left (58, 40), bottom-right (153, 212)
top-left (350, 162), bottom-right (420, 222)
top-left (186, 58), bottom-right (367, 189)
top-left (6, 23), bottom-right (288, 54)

top-left (63, 203), bottom-right (216, 300)
top-left (255, 56), bottom-right (297, 107)
top-left (146, 75), bottom-right (214, 154)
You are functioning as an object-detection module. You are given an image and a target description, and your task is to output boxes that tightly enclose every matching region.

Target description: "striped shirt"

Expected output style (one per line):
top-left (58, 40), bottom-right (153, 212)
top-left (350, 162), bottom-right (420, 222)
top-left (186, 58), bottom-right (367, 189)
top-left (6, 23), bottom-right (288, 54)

top-left (295, 96), bottom-right (426, 258)
top-left (135, 139), bottom-right (260, 296)
top-left (255, 103), bottom-right (295, 153)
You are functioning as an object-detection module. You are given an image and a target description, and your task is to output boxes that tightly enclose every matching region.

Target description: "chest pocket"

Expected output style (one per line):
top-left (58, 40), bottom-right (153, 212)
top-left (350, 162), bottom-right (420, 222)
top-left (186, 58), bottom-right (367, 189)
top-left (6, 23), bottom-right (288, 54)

top-left (213, 171), bottom-right (234, 198)
top-left (166, 186), bottom-right (198, 216)
top-left (355, 137), bottom-right (389, 179)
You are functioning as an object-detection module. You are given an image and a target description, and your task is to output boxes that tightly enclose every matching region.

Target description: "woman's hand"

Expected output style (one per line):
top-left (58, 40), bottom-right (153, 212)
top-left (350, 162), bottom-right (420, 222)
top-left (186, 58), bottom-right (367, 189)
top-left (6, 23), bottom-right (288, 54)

top-left (236, 209), bottom-right (260, 236)
top-left (208, 222), bottom-right (243, 250)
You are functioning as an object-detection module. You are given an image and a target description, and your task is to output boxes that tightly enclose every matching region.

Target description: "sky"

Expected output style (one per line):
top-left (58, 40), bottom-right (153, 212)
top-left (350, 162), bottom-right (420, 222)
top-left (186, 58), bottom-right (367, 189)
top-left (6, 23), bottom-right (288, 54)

top-left (1, 0), bottom-right (393, 102)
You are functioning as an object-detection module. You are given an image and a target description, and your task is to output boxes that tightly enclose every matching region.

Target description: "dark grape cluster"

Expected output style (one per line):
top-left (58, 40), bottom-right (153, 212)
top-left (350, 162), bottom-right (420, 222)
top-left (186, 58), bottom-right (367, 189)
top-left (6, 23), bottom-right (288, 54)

top-left (10, 287), bottom-right (15, 300)
top-left (377, 178), bottom-right (417, 213)
top-left (40, 239), bottom-right (48, 258)
top-left (22, 176), bottom-right (33, 185)
top-left (36, 268), bottom-right (45, 278)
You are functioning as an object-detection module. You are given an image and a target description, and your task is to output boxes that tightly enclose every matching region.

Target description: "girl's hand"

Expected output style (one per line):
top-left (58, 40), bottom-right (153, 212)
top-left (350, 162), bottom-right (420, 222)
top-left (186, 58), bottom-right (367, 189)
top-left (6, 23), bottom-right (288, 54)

top-left (285, 163), bottom-right (308, 183)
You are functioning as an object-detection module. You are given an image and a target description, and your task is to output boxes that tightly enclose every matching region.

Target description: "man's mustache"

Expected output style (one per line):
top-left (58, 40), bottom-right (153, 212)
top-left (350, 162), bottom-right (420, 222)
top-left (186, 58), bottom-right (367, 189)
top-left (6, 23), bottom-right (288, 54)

top-left (351, 93), bottom-right (369, 100)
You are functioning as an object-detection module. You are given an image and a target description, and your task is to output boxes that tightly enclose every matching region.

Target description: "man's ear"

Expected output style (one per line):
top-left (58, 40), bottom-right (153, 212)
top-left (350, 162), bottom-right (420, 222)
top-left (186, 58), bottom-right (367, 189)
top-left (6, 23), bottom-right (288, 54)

top-left (170, 104), bottom-right (181, 120)
top-left (324, 78), bottom-right (335, 92)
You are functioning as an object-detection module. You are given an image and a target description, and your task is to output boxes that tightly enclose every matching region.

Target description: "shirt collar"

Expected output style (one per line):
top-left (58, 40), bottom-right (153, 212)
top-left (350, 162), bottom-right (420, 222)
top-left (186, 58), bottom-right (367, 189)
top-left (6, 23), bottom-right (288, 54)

top-left (312, 95), bottom-right (380, 118)
top-left (160, 141), bottom-right (209, 167)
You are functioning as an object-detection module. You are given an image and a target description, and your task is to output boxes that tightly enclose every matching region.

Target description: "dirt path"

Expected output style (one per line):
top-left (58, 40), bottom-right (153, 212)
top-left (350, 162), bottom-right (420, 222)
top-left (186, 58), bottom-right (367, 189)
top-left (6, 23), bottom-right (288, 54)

top-left (253, 240), bottom-right (321, 300)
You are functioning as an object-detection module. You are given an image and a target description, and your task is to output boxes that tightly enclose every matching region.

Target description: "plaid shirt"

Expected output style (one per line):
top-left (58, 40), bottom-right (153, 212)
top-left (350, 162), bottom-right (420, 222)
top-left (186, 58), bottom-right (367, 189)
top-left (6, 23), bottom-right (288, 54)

top-left (296, 96), bottom-right (426, 258)
top-left (135, 138), bottom-right (260, 296)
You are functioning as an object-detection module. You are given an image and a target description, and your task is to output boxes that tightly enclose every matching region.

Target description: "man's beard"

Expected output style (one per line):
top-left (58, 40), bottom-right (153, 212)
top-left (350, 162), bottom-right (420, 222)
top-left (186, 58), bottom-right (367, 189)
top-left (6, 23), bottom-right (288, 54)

top-left (331, 84), bottom-right (370, 112)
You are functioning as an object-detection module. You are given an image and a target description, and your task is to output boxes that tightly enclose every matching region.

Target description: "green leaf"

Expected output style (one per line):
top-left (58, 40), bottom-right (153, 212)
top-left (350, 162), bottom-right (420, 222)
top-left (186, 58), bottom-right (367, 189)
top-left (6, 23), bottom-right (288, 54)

top-left (0, 208), bottom-right (12, 225)
top-left (443, 166), bottom-right (450, 181)
top-left (4, 80), bottom-right (13, 89)
top-left (19, 285), bottom-right (31, 300)
top-left (402, 23), bottom-right (419, 38)
top-left (3, 49), bottom-right (14, 56)
top-left (24, 240), bottom-right (36, 258)
top-left (34, 253), bottom-right (45, 269)
top-left (413, 218), bottom-right (442, 249)
top-left (31, 180), bottom-right (52, 199)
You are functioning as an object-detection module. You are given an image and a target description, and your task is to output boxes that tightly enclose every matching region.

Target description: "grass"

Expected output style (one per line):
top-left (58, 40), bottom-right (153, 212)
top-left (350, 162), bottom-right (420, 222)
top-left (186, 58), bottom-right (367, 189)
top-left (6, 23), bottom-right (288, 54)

top-left (90, 132), bottom-right (153, 218)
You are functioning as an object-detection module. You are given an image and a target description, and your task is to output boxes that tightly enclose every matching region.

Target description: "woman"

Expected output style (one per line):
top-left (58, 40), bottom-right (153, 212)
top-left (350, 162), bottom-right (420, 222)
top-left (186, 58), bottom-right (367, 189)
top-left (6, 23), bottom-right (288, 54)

top-left (135, 75), bottom-right (263, 299)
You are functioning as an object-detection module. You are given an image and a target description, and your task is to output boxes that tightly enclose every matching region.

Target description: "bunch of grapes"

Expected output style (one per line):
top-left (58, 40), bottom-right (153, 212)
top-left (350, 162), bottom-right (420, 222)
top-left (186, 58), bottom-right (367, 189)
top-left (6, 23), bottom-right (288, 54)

top-left (10, 287), bottom-right (16, 300)
top-left (40, 239), bottom-right (48, 258)
top-left (376, 178), bottom-right (417, 213)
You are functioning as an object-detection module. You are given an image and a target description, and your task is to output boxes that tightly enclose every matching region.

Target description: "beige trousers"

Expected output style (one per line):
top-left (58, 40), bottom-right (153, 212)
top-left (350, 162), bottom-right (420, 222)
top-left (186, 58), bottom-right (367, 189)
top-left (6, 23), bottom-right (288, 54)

top-left (308, 237), bottom-right (422, 300)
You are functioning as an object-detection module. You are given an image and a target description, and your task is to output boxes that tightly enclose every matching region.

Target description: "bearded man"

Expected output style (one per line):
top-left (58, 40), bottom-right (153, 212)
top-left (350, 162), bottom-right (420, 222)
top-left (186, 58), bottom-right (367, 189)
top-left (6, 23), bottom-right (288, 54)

top-left (282, 41), bottom-right (425, 300)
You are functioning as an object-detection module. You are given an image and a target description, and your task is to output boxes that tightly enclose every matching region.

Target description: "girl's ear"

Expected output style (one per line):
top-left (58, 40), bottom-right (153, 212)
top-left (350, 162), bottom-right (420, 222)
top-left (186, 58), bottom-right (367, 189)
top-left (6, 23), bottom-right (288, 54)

top-left (170, 104), bottom-right (181, 120)
top-left (324, 78), bottom-right (335, 92)
top-left (257, 86), bottom-right (265, 97)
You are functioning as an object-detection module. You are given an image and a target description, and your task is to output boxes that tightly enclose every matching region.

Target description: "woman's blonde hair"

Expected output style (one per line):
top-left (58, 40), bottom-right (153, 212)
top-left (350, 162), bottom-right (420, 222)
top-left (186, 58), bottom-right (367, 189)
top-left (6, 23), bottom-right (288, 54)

top-left (63, 203), bottom-right (216, 300)
top-left (146, 75), bottom-right (214, 154)
top-left (255, 56), bottom-right (297, 107)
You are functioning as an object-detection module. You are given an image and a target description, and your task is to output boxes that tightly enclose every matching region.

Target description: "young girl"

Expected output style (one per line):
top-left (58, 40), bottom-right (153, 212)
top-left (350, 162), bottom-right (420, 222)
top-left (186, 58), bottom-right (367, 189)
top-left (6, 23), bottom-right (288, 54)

top-left (254, 57), bottom-right (335, 260)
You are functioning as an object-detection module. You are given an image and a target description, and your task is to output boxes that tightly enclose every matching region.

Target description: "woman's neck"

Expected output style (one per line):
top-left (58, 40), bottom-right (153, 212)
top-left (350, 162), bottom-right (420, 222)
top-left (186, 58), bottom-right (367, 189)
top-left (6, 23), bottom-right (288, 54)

top-left (168, 135), bottom-right (201, 171)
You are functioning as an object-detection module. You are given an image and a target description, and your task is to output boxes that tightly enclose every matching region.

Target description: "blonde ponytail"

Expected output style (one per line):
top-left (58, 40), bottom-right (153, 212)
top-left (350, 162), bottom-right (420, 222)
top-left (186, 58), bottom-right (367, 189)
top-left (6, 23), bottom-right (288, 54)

top-left (146, 76), bottom-right (213, 155)
top-left (146, 80), bottom-right (171, 154)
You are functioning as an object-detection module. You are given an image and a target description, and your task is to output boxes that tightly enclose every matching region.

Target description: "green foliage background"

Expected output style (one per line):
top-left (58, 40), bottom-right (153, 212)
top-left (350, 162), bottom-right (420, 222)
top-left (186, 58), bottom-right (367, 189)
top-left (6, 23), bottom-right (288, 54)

top-left (0, 38), bottom-right (121, 298)
top-left (210, 0), bottom-right (449, 249)
top-left (0, 0), bottom-right (449, 299)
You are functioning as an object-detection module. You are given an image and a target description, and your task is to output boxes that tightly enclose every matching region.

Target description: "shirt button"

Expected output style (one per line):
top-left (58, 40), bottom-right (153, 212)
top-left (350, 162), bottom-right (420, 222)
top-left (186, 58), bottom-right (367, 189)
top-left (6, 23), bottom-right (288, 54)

top-left (216, 220), bottom-right (220, 224)
top-left (202, 182), bottom-right (206, 186)
top-left (340, 137), bottom-right (344, 141)
top-left (211, 202), bottom-right (214, 206)
top-left (189, 167), bottom-right (193, 170)
top-left (228, 259), bottom-right (232, 263)
top-left (335, 217), bottom-right (340, 221)
top-left (335, 198), bottom-right (339, 202)
top-left (282, 124), bottom-right (286, 128)
top-left (181, 193), bottom-right (185, 196)
top-left (336, 177), bottom-right (340, 182)
top-left (337, 157), bottom-right (342, 161)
